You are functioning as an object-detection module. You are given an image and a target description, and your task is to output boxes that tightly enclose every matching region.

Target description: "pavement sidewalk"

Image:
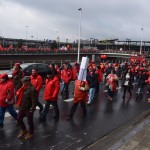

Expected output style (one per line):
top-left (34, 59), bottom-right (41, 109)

top-left (85, 109), bottom-right (150, 150)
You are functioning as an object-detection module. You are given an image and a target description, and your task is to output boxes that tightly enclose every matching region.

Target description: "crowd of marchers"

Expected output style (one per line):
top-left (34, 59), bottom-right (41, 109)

top-left (0, 60), bottom-right (150, 140)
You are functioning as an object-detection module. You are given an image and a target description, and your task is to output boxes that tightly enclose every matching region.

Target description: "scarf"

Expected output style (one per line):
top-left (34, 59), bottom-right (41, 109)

top-left (16, 85), bottom-right (28, 107)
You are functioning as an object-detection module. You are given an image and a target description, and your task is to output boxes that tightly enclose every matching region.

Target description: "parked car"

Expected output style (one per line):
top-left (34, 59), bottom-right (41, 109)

top-left (7, 63), bottom-right (51, 80)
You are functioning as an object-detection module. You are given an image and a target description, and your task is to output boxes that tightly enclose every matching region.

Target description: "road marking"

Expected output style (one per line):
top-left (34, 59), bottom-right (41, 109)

top-left (64, 98), bottom-right (74, 102)
top-left (5, 105), bottom-right (54, 118)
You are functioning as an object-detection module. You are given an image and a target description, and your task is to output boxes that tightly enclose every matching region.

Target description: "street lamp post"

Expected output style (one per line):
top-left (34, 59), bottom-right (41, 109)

top-left (140, 28), bottom-right (143, 55)
top-left (56, 31), bottom-right (60, 50)
top-left (26, 26), bottom-right (29, 47)
top-left (77, 7), bottom-right (82, 63)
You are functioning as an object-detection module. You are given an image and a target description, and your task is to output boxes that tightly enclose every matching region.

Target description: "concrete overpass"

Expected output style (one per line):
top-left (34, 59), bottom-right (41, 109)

top-left (0, 50), bottom-right (146, 69)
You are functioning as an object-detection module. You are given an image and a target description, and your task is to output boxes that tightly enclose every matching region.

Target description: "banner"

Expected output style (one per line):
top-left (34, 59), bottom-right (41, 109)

top-left (78, 57), bottom-right (89, 81)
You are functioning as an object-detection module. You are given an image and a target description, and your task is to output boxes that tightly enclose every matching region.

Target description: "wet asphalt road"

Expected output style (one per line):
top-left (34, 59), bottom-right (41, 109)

top-left (0, 82), bottom-right (150, 150)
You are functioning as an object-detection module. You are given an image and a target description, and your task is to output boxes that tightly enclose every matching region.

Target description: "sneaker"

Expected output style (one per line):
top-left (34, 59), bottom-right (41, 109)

top-left (118, 87), bottom-right (121, 89)
top-left (50, 105), bottom-right (54, 109)
top-left (18, 130), bottom-right (28, 139)
top-left (87, 101), bottom-right (91, 105)
top-left (24, 133), bottom-right (33, 140)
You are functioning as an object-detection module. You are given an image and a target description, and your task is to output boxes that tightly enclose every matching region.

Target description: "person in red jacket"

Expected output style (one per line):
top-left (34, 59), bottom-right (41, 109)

top-left (145, 73), bottom-right (150, 102)
top-left (0, 74), bottom-right (17, 128)
top-left (55, 64), bottom-right (61, 80)
top-left (95, 66), bottom-right (103, 93)
top-left (40, 70), bottom-right (60, 121)
top-left (30, 69), bottom-right (43, 113)
top-left (106, 70), bottom-right (118, 101)
top-left (68, 80), bottom-right (89, 119)
top-left (61, 63), bottom-right (72, 98)
top-left (72, 62), bottom-right (79, 81)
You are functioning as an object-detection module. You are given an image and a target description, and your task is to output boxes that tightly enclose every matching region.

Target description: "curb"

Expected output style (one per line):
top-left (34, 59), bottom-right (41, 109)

top-left (84, 109), bottom-right (150, 150)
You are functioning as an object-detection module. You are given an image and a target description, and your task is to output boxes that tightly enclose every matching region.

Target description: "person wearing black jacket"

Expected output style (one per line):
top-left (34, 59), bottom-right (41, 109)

top-left (86, 66), bottom-right (98, 104)
top-left (122, 68), bottom-right (133, 99)
top-left (136, 70), bottom-right (149, 95)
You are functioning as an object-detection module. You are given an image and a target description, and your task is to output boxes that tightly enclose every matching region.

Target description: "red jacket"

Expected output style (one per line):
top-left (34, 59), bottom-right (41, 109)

top-left (55, 66), bottom-right (61, 79)
top-left (30, 74), bottom-right (43, 95)
top-left (95, 69), bottom-right (103, 83)
top-left (72, 66), bottom-right (79, 80)
top-left (44, 76), bottom-right (60, 101)
top-left (0, 80), bottom-right (14, 107)
top-left (61, 69), bottom-right (72, 83)
top-left (106, 74), bottom-right (118, 92)
top-left (146, 76), bottom-right (150, 84)
top-left (74, 80), bottom-right (88, 103)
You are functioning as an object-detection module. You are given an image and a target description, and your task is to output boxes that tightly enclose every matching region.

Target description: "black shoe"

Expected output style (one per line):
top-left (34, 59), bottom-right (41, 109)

top-left (0, 123), bottom-right (4, 129)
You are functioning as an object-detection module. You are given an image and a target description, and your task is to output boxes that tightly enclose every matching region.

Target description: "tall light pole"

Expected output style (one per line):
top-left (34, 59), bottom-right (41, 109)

top-left (26, 26), bottom-right (29, 47)
top-left (140, 28), bottom-right (143, 55)
top-left (56, 30), bottom-right (60, 50)
top-left (77, 3), bottom-right (82, 63)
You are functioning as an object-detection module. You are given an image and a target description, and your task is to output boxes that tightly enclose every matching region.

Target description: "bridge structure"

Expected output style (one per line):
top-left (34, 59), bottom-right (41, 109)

top-left (0, 49), bottom-right (148, 69)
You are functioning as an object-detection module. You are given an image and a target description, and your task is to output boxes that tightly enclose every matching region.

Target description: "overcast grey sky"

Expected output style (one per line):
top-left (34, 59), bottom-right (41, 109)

top-left (0, 0), bottom-right (149, 42)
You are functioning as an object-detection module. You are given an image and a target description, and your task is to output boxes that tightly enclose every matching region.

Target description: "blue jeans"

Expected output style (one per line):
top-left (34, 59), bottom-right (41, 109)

top-left (62, 83), bottom-right (70, 96)
top-left (88, 88), bottom-right (95, 103)
top-left (0, 105), bottom-right (17, 125)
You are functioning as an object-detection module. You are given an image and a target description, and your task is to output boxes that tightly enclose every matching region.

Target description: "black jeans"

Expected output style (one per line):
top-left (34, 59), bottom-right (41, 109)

top-left (123, 85), bottom-right (132, 98)
top-left (69, 102), bottom-right (86, 118)
top-left (108, 88), bottom-right (114, 98)
top-left (42, 101), bottom-right (59, 118)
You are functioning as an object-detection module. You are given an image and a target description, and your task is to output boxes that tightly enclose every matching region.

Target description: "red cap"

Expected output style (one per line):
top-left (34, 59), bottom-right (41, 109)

top-left (14, 63), bottom-right (20, 67)
top-left (0, 73), bottom-right (8, 79)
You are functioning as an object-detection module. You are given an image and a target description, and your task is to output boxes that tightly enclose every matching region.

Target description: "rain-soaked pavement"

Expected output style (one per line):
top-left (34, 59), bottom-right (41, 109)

top-left (0, 82), bottom-right (149, 150)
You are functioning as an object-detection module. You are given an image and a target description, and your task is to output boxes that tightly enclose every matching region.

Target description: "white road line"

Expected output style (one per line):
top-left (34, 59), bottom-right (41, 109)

top-left (63, 98), bottom-right (74, 102)
top-left (5, 104), bottom-right (55, 118)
